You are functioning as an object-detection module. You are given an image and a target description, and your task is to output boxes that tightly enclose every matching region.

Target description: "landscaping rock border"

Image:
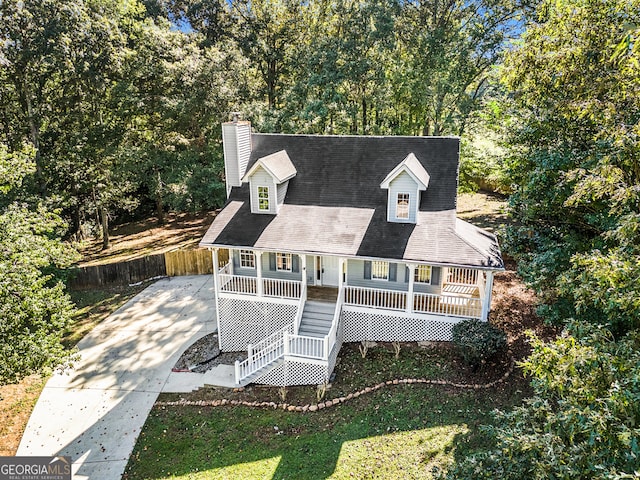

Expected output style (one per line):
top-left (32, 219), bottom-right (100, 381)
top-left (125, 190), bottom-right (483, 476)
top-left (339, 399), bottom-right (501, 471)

top-left (157, 356), bottom-right (515, 412)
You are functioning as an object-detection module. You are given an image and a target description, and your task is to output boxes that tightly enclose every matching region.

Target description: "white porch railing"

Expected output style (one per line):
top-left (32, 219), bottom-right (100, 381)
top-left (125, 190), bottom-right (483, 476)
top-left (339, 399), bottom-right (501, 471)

top-left (344, 285), bottom-right (406, 311)
top-left (413, 292), bottom-right (482, 318)
top-left (344, 285), bottom-right (483, 319)
top-left (446, 267), bottom-right (479, 286)
top-left (235, 323), bottom-right (294, 382)
top-left (323, 285), bottom-right (344, 359)
top-left (219, 273), bottom-right (257, 295)
top-left (219, 262), bottom-right (231, 275)
top-left (218, 270), bottom-right (302, 300)
top-left (287, 334), bottom-right (325, 360)
top-left (293, 282), bottom-right (307, 335)
top-left (264, 278), bottom-right (301, 299)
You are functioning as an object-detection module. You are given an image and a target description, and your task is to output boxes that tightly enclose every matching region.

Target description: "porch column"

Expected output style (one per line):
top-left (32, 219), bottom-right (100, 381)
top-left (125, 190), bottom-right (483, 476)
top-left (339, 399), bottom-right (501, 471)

top-left (212, 248), bottom-right (222, 350)
top-left (481, 271), bottom-right (494, 321)
top-left (300, 254), bottom-right (307, 300)
top-left (211, 248), bottom-right (220, 294)
top-left (255, 251), bottom-right (263, 297)
top-left (338, 258), bottom-right (346, 291)
top-left (229, 248), bottom-right (235, 275)
top-left (406, 263), bottom-right (416, 313)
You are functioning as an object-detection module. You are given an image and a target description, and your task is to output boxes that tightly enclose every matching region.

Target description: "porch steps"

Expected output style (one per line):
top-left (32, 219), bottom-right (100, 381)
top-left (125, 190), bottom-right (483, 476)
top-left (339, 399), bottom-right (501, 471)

top-left (298, 301), bottom-right (335, 338)
top-left (234, 358), bottom-right (285, 387)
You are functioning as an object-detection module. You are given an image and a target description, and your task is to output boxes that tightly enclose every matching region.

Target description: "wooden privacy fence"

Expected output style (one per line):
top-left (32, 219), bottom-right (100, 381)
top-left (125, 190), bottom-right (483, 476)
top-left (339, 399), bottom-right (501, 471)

top-left (164, 248), bottom-right (213, 277)
top-left (69, 248), bottom-right (216, 290)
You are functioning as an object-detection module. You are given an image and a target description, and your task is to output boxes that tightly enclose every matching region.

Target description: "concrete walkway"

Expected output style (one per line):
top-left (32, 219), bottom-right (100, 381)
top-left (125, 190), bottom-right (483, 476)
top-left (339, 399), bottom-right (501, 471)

top-left (17, 275), bottom-right (216, 480)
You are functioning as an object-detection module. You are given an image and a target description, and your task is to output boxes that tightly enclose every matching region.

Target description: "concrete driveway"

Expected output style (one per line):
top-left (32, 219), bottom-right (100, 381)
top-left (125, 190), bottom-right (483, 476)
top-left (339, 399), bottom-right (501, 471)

top-left (17, 275), bottom-right (216, 479)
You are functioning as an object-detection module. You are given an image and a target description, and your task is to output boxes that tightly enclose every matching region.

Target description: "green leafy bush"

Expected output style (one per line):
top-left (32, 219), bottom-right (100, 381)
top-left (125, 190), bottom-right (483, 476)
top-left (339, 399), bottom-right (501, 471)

top-left (444, 324), bottom-right (640, 480)
top-left (451, 319), bottom-right (507, 367)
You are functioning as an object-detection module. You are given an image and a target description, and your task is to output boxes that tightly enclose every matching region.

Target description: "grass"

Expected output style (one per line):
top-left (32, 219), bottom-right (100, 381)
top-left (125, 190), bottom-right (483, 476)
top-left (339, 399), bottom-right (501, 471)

top-left (0, 282), bottom-right (148, 456)
top-left (124, 344), bottom-right (527, 479)
top-left (0, 375), bottom-right (48, 456)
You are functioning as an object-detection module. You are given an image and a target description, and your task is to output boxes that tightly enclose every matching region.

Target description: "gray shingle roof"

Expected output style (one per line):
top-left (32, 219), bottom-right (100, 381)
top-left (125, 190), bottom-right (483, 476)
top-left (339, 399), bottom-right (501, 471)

top-left (200, 133), bottom-right (503, 269)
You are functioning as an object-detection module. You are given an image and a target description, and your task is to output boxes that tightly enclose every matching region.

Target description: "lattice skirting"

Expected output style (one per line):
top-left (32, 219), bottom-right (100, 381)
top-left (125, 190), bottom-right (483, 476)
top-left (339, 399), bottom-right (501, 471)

top-left (254, 359), bottom-right (330, 387)
top-left (342, 308), bottom-right (459, 342)
top-left (217, 297), bottom-right (298, 351)
top-left (328, 321), bottom-right (344, 375)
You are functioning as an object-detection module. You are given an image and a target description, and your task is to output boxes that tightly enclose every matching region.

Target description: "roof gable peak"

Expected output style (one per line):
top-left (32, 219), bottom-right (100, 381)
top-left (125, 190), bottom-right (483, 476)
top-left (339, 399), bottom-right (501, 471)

top-left (242, 149), bottom-right (296, 184)
top-left (380, 153), bottom-right (430, 190)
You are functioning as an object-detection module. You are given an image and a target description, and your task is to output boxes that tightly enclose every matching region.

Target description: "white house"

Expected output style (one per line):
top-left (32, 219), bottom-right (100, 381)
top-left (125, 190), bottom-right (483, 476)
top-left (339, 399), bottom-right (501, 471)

top-left (200, 119), bottom-right (504, 387)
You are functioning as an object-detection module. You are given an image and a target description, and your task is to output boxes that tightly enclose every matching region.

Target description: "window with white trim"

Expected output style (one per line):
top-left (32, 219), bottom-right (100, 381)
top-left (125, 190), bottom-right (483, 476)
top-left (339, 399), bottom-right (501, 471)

top-left (372, 261), bottom-right (389, 280)
top-left (414, 265), bottom-right (431, 284)
top-left (240, 250), bottom-right (255, 268)
top-left (396, 193), bottom-right (410, 219)
top-left (258, 186), bottom-right (269, 210)
top-left (276, 252), bottom-right (292, 272)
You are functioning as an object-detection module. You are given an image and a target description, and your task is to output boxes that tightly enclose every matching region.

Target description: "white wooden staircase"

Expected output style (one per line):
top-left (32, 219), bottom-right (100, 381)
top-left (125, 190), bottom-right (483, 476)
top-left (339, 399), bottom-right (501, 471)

top-left (297, 301), bottom-right (334, 338)
top-left (235, 293), bottom-right (344, 386)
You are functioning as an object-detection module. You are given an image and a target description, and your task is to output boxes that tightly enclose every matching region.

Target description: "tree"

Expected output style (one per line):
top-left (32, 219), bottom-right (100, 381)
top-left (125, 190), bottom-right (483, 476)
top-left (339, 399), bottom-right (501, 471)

top-left (0, 144), bottom-right (78, 384)
top-left (119, 20), bottom-right (249, 222)
top-left (231, 0), bottom-right (303, 111)
top-left (444, 323), bottom-right (640, 479)
top-left (502, 0), bottom-right (640, 334)
top-left (443, 1), bottom-right (640, 477)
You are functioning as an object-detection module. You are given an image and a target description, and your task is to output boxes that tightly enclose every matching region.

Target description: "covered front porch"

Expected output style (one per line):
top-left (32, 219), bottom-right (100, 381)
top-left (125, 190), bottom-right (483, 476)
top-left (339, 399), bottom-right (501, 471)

top-left (211, 248), bottom-right (494, 322)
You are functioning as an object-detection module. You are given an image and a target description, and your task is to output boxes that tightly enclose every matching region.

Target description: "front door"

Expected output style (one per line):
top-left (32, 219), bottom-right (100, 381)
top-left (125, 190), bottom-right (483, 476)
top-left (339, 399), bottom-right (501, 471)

top-left (321, 256), bottom-right (340, 286)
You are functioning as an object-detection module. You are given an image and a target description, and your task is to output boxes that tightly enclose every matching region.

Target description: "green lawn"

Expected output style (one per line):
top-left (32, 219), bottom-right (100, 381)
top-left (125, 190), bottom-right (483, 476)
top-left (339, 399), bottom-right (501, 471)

top-left (124, 344), bottom-right (526, 479)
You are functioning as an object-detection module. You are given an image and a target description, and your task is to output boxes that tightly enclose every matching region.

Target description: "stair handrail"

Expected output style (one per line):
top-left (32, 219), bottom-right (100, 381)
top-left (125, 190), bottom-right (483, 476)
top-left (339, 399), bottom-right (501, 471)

top-left (293, 281), bottom-right (306, 335)
top-left (235, 322), bottom-right (294, 384)
top-left (323, 286), bottom-right (344, 360)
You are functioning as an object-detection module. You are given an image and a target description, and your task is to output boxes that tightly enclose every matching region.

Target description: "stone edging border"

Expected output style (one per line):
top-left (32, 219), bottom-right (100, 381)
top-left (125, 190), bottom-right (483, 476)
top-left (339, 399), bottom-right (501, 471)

top-left (156, 357), bottom-right (515, 413)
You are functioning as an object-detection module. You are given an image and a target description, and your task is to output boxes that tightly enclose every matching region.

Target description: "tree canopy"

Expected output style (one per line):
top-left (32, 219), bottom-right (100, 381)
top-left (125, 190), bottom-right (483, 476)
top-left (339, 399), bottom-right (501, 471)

top-left (0, 144), bottom-right (78, 383)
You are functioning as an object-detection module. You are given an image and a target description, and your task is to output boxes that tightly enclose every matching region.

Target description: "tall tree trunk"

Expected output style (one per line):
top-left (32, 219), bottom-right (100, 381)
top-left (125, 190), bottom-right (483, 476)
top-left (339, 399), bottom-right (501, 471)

top-left (362, 96), bottom-right (368, 133)
top-left (155, 169), bottom-right (165, 225)
top-left (68, 204), bottom-right (83, 241)
top-left (100, 206), bottom-right (110, 250)
top-left (24, 91), bottom-right (46, 196)
top-left (422, 118), bottom-right (431, 136)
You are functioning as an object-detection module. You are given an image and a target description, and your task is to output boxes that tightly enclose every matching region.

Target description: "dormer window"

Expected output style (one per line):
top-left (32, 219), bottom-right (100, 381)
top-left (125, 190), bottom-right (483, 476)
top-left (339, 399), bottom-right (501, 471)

top-left (380, 153), bottom-right (430, 224)
top-left (258, 186), bottom-right (270, 211)
top-left (396, 193), bottom-right (410, 220)
top-left (242, 150), bottom-right (297, 215)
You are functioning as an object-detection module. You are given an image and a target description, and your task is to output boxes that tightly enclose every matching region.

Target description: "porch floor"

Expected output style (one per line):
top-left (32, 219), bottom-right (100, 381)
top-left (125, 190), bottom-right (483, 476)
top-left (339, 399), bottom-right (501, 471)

top-left (307, 286), bottom-right (339, 302)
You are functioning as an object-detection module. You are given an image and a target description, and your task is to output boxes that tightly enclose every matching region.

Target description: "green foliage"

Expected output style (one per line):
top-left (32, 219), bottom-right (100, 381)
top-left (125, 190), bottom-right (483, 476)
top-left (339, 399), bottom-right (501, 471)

top-left (451, 319), bottom-right (507, 367)
top-left (459, 132), bottom-right (510, 193)
top-left (1, 0), bottom-right (517, 236)
top-left (0, 146), bottom-right (79, 384)
top-left (444, 324), bottom-right (640, 479)
top-left (502, 0), bottom-right (640, 333)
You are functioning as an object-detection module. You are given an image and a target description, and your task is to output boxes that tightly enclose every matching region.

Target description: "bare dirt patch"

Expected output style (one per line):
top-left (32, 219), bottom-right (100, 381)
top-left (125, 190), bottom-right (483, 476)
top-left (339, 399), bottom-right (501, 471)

top-left (78, 210), bottom-right (218, 267)
top-left (457, 191), bottom-right (510, 233)
top-left (491, 256), bottom-right (558, 360)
